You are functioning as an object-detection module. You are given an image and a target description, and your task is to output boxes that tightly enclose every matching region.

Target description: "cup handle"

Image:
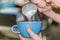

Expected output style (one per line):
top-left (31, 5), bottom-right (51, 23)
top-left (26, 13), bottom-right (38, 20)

top-left (11, 25), bottom-right (20, 34)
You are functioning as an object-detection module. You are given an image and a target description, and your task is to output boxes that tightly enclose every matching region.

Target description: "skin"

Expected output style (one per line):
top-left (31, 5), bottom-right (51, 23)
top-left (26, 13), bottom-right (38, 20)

top-left (16, 0), bottom-right (60, 23)
top-left (19, 25), bottom-right (46, 40)
top-left (13, 0), bottom-right (29, 6)
top-left (31, 0), bottom-right (60, 23)
top-left (19, 0), bottom-right (60, 40)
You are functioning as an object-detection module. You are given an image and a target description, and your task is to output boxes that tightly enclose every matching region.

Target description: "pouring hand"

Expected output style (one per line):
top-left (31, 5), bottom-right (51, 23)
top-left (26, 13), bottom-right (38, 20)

top-left (31, 0), bottom-right (51, 12)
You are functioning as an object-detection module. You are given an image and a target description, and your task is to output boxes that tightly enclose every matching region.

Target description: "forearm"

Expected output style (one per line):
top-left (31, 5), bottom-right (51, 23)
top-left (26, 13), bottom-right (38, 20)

top-left (43, 9), bottom-right (60, 23)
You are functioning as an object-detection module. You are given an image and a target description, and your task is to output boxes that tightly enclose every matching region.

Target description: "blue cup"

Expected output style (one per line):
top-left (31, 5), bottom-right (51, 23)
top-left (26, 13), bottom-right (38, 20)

top-left (11, 21), bottom-right (42, 38)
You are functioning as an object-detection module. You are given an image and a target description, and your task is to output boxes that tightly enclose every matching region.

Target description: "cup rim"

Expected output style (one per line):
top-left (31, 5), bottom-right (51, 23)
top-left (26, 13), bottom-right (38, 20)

top-left (18, 21), bottom-right (42, 23)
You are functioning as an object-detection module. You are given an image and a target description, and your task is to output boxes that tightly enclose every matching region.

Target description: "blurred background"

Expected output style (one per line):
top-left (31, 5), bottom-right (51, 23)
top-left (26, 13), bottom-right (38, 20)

top-left (0, 0), bottom-right (60, 40)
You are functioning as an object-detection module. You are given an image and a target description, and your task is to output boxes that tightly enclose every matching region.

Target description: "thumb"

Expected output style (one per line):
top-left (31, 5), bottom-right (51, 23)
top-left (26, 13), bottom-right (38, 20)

top-left (26, 25), bottom-right (37, 37)
top-left (26, 25), bottom-right (40, 40)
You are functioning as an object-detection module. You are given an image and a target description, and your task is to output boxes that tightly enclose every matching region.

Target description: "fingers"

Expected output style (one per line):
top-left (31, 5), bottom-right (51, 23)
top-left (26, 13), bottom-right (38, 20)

top-left (19, 35), bottom-right (32, 40)
top-left (26, 25), bottom-right (40, 40)
top-left (31, 0), bottom-right (40, 4)
top-left (37, 7), bottom-right (42, 12)
top-left (42, 36), bottom-right (47, 40)
top-left (19, 25), bottom-right (44, 40)
top-left (39, 33), bottom-right (42, 38)
top-left (39, 33), bottom-right (47, 40)
top-left (46, 0), bottom-right (51, 2)
top-left (19, 35), bottom-right (26, 40)
top-left (31, 0), bottom-right (36, 3)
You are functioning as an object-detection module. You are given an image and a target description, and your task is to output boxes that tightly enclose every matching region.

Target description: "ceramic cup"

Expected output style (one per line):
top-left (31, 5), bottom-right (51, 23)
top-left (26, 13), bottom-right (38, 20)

top-left (11, 21), bottom-right (42, 38)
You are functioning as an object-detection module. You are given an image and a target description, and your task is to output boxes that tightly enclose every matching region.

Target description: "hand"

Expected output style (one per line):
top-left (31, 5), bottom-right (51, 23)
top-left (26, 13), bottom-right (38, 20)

top-left (19, 25), bottom-right (46, 40)
top-left (51, 0), bottom-right (60, 8)
top-left (31, 0), bottom-right (51, 12)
